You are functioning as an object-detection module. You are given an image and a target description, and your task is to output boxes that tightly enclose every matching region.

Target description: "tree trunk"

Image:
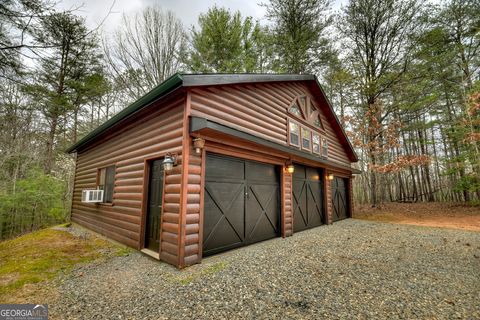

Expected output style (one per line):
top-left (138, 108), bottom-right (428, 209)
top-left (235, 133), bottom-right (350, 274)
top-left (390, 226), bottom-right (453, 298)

top-left (369, 150), bottom-right (377, 207)
top-left (44, 116), bottom-right (58, 174)
top-left (73, 108), bottom-right (78, 143)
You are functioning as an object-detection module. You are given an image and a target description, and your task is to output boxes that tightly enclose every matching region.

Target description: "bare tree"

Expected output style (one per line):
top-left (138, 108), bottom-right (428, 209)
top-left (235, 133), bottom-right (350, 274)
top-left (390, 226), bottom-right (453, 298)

top-left (338, 0), bottom-right (424, 207)
top-left (104, 7), bottom-right (187, 102)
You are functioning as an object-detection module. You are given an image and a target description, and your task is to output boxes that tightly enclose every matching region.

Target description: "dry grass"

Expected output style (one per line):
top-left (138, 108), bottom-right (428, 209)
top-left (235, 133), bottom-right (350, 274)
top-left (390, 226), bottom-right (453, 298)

top-left (0, 225), bottom-right (130, 303)
top-left (354, 202), bottom-right (480, 231)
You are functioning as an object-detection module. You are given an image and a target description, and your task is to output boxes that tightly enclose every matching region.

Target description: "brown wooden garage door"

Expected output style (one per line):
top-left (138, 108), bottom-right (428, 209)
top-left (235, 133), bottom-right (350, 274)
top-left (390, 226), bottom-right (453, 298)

top-left (332, 177), bottom-right (349, 221)
top-left (293, 164), bottom-right (325, 232)
top-left (203, 154), bottom-right (280, 256)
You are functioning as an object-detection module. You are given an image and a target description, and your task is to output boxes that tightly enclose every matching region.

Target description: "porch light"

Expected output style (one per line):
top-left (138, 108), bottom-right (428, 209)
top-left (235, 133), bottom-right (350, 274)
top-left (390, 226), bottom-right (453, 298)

top-left (327, 174), bottom-right (334, 181)
top-left (193, 138), bottom-right (205, 155)
top-left (162, 153), bottom-right (177, 173)
top-left (286, 164), bottom-right (294, 174)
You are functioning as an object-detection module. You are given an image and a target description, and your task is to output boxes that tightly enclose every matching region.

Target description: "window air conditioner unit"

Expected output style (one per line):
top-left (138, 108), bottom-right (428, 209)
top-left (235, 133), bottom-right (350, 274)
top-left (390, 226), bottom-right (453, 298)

top-left (82, 189), bottom-right (104, 203)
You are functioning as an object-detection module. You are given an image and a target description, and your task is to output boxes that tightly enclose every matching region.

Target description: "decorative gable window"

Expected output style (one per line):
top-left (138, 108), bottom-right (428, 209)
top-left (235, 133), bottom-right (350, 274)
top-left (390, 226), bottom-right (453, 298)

top-left (287, 95), bottom-right (325, 130)
top-left (287, 95), bottom-right (326, 154)
top-left (289, 104), bottom-right (302, 118)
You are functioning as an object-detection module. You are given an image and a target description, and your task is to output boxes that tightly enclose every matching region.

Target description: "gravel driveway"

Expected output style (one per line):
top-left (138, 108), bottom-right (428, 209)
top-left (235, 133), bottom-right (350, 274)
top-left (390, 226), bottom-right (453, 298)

top-left (51, 220), bottom-right (480, 319)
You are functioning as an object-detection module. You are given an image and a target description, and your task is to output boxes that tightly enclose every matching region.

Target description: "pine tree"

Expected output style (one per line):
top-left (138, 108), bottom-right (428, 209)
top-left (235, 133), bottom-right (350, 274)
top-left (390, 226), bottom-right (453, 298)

top-left (187, 6), bottom-right (273, 73)
top-left (26, 12), bottom-right (105, 174)
top-left (263, 0), bottom-right (333, 73)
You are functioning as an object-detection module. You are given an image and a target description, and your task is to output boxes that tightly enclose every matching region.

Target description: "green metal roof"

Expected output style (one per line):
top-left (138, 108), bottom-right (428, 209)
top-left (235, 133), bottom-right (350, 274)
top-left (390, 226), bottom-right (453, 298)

top-left (66, 73), bottom-right (184, 153)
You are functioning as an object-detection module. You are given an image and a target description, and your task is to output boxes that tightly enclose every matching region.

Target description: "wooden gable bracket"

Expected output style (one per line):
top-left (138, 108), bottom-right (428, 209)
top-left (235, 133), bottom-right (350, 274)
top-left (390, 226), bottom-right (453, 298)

top-left (287, 95), bottom-right (326, 131)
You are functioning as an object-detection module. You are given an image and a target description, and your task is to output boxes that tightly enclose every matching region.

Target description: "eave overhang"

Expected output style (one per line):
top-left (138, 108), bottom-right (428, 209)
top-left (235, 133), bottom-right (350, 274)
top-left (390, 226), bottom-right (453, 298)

top-left (190, 116), bottom-right (361, 174)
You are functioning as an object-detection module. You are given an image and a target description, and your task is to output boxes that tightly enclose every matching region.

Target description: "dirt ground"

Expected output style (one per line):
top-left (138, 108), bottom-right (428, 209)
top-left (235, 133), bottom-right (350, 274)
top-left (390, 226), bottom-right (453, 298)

top-left (354, 202), bottom-right (480, 232)
top-left (51, 220), bottom-right (480, 319)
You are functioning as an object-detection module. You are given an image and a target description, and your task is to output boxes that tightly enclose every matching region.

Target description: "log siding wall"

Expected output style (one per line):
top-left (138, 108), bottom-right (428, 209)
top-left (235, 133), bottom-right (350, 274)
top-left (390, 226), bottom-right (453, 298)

top-left (181, 142), bottom-right (203, 266)
top-left (349, 177), bottom-right (354, 218)
top-left (161, 161), bottom-right (183, 265)
top-left (71, 96), bottom-right (185, 265)
top-left (189, 82), bottom-right (351, 167)
top-left (283, 172), bottom-right (293, 236)
top-left (71, 81), bottom-right (354, 268)
top-left (324, 171), bottom-right (333, 224)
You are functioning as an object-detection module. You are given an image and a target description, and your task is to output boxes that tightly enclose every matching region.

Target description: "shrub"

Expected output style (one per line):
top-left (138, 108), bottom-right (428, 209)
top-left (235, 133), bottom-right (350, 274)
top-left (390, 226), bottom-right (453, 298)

top-left (0, 168), bottom-right (69, 240)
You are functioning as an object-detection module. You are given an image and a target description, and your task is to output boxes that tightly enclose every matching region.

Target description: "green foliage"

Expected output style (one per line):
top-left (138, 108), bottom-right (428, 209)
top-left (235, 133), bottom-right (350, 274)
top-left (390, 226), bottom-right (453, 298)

top-left (24, 11), bottom-right (106, 173)
top-left (187, 6), bottom-right (273, 73)
top-left (453, 174), bottom-right (480, 194)
top-left (0, 168), bottom-right (68, 240)
top-left (263, 0), bottom-right (333, 73)
top-left (2, 0), bottom-right (480, 244)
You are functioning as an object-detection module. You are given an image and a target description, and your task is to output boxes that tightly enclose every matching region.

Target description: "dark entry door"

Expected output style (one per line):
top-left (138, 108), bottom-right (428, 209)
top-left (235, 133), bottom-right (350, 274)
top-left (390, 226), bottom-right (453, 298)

top-left (203, 154), bottom-right (280, 256)
top-left (145, 159), bottom-right (164, 252)
top-left (293, 164), bottom-right (324, 232)
top-left (332, 177), bottom-right (348, 221)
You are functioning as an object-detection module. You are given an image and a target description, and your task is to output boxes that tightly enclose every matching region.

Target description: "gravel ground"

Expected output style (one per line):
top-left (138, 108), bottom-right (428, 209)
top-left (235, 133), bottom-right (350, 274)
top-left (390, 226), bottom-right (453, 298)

top-left (50, 219), bottom-right (480, 319)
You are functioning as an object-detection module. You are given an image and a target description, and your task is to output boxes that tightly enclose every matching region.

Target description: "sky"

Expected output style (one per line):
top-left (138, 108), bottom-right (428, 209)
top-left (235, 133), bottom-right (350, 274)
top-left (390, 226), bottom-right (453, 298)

top-left (57, 0), bottom-right (348, 34)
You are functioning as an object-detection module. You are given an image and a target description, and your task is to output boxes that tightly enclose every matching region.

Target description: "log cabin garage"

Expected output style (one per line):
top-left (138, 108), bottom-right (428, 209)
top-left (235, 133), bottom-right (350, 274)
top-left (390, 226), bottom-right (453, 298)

top-left (67, 74), bottom-right (359, 268)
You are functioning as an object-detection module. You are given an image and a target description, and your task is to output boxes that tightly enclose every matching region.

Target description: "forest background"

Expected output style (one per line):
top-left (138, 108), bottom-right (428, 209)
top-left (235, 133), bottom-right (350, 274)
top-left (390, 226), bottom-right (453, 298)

top-left (0, 0), bottom-right (478, 240)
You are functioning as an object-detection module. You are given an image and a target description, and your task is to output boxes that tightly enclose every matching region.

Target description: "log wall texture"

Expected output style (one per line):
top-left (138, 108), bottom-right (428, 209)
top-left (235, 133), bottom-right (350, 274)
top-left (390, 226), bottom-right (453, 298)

top-left (189, 82), bottom-right (351, 167)
top-left (325, 172), bottom-right (333, 224)
top-left (161, 159), bottom-right (183, 266)
top-left (71, 80), bottom-right (354, 268)
top-left (180, 141), bottom-right (204, 266)
top-left (283, 172), bottom-right (293, 236)
top-left (349, 177), bottom-right (354, 217)
top-left (71, 96), bottom-right (185, 265)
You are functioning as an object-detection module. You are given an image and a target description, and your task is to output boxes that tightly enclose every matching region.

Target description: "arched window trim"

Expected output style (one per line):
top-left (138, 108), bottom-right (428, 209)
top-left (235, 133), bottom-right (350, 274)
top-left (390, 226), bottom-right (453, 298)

top-left (287, 95), bottom-right (326, 132)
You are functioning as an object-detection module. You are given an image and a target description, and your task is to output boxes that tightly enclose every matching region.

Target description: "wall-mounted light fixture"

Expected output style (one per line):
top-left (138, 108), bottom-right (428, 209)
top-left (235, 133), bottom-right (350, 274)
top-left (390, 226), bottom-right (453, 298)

top-left (162, 153), bottom-right (178, 173)
top-left (193, 138), bottom-right (205, 155)
top-left (285, 161), bottom-right (294, 174)
top-left (327, 173), bottom-right (334, 181)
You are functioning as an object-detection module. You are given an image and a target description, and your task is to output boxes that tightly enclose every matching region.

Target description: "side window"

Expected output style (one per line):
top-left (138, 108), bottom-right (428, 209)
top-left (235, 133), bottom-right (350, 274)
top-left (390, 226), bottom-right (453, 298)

top-left (98, 165), bottom-right (115, 203)
top-left (312, 133), bottom-right (320, 154)
top-left (289, 120), bottom-right (300, 147)
top-left (322, 138), bottom-right (328, 158)
top-left (301, 127), bottom-right (311, 151)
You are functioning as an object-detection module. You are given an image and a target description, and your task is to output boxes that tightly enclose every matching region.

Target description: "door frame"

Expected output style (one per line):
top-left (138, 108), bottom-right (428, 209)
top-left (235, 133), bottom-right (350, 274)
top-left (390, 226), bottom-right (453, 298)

top-left (140, 156), bottom-right (167, 252)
